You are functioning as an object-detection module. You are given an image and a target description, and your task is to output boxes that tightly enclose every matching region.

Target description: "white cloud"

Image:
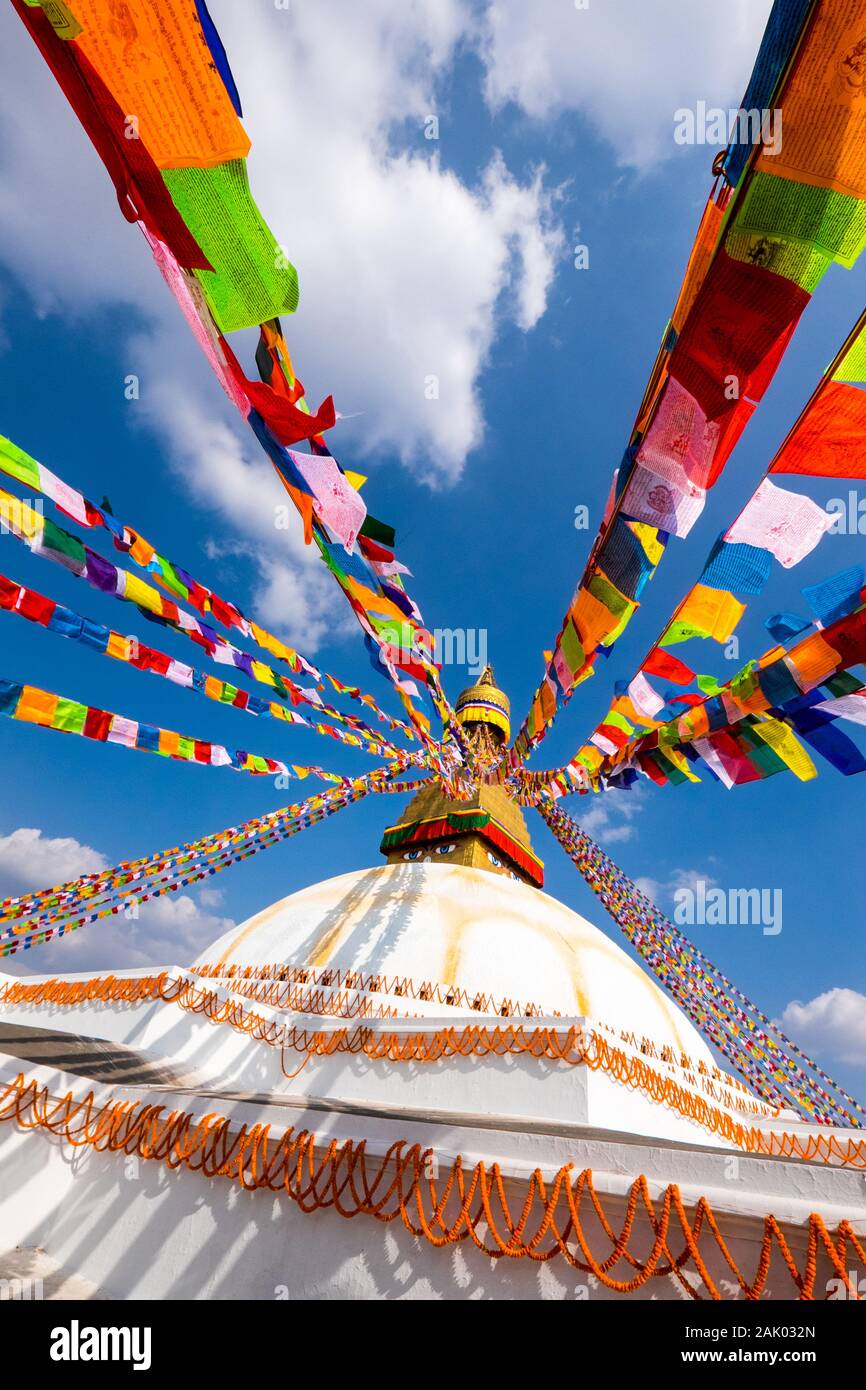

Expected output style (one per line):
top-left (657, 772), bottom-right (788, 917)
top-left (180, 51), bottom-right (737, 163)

top-left (208, 1), bottom-right (563, 479)
top-left (0, 0), bottom-right (777, 651)
top-left (0, 0), bottom-right (567, 649)
top-left (0, 827), bottom-right (108, 888)
top-left (0, 828), bottom-right (234, 977)
top-left (635, 865), bottom-right (719, 907)
top-left (579, 786), bottom-right (644, 843)
top-left (480, 0), bottom-right (772, 170)
top-left (0, 2), bottom-right (562, 484)
top-left (778, 990), bottom-right (866, 1069)
top-left (2, 895), bottom-right (234, 979)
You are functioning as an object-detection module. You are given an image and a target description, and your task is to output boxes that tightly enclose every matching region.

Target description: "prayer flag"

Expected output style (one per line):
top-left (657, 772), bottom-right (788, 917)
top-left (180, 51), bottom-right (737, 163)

top-left (725, 478), bottom-right (834, 566)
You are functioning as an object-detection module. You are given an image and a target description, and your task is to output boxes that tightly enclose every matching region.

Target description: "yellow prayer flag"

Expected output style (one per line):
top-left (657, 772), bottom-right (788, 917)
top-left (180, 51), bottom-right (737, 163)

top-left (661, 747), bottom-right (701, 782)
top-left (123, 572), bottom-right (160, 613)
top-left (106, 633), bottom-right (128, 661)
top-left (752, 718), bottom-right (818, 782)
top-left (627, 520), bottom-right (665, 567)
top-left (678, 583), bottom-right (745, 643)
top-left (0, 487), bottom-right (44, 542)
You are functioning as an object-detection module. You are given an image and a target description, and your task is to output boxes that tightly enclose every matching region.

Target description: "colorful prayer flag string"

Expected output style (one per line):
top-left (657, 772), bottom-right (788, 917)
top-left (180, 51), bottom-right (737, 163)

top-left (537, 796), bottom-right (865, 1128)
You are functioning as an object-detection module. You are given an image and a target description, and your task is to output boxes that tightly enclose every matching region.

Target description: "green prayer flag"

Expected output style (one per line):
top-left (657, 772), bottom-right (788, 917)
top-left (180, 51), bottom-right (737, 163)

top-left (0, 435), bottom-right (41, 491)
top-left (52, 698), bottom-right (88, 735)
top-left (41, 517), bottom-right (86, 572)
top-left (559, 619), bottom-right (585, 675)
top-left (735, 171), bottom-right (866, 269)
top-left (163, 159), bottom-right (300, 333)
top-left (360, 514), bottom-right (396, 549)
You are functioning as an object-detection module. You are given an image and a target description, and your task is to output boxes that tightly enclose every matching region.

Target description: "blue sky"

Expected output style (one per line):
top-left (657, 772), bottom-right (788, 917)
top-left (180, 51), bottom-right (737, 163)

top-left (0, 2), bottom-right (863, 1097)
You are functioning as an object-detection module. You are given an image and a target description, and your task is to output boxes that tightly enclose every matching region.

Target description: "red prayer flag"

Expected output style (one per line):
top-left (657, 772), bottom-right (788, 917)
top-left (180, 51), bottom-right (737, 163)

top-left (0, 577), bottom-right (21, 611)
top-left (358, 536), bottom-right (395, 564)
top-left (642, 648), bottom-right (695, 685)
top-left (16, 589), bottom-right (57, 626)
top-left (11, 1), bottom-right (211, 270)
top-left (596, 722), bottom-right (631, 749)
top-left (221, 340), bottom-right (336, 446)
top-left (83, 707), bottom-right (111, 742)
top-left (708, 731), bottom-right (762, 785)
top-left (770, 379), bottom-right (866, 479)
top-left (822, 607), bottom-right (866, 670)
top-left (637, 752), bottom-right (669, 786)
top-left (668, 250), bottom-right (809, 422)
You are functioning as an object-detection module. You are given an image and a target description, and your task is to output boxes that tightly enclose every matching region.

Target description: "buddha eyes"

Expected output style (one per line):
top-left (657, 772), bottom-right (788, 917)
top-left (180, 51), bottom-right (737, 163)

top-left (487, 852), bottom-right (502, 868)
top-left (403, 844), bottom-right (455, 861)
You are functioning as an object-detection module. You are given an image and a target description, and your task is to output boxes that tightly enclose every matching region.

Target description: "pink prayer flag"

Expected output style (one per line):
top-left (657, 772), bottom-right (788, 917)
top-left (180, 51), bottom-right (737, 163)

top-left (621, 462), bottom-right (705, 538)
top-left (693, 736), bottom-right (735, 789)
top-left (628, 671), bottom-right (665, 719)
top-left (636, 376), bottom-right (720, 489)
top-left (553, 646), bottom-right (574, 692)
top-left (144, 230), bottom-right (250, 417)
top-left (813, 692), bottom-right (866, 725)
top-left (725, 478), bottom-right (834, 568)
top-left (166, 660), bottom-right (194, 688)
top-left (589, 729), bottom-right (619, 755)
top-left (40, 468), bottom-right (89, 527)
top-left (372, 558), bottom-right (412, 578)
top-left (287, 450), bottom-right (367, 553)
top-left (107, 715), bottom-right (138, 748)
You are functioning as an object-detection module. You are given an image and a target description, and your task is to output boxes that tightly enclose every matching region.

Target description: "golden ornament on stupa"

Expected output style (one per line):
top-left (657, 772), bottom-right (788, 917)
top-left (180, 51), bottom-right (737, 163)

top-left (380, 665), bottom-right (543, 886)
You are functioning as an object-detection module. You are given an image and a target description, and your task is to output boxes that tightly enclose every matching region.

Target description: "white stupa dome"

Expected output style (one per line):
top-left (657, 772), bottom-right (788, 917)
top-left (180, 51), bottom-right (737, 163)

top-left (199, 861), bottom-right (715, 1063)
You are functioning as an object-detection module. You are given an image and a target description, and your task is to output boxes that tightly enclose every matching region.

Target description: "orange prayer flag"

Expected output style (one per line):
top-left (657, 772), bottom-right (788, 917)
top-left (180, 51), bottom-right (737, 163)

top-left (539, 680), bottom-right (557, 722)
top-left (273, 464), bottom-right (313, 544)
top-left (571, 586), bottom-right (622, 652)
top-left (786, 632), bottom-right (842, 690)
top-left (344, 576), bottom-right (411, 622)
top-left (671, 192), bottom-right (725, 335)
top-left (770, 379), bottom-right (866, 478)
top-left (16, 686), bottom-right (57, 726)
top-left (757, 4), bottom-right (866, 201)
top-left (71, 0), bottom-right (250, 170)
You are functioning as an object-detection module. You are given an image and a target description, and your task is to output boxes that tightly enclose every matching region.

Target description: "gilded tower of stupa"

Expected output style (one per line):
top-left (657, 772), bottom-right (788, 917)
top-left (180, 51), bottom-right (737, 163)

top-left (380, 666), bottom-right (544, 886)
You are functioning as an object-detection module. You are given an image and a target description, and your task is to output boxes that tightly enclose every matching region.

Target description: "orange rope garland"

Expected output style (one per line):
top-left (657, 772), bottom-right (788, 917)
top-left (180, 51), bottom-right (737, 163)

top-left (0, 972), bottom-right (401, 1022)
top-left (194, 959), bottom-right (552, 1020)
top-left (3, 972), bottom-right (864, 1168)
top-left (193, 961), bottom-right (757, 1090)
top-left (0, 1069), bottom-right (863, 1299)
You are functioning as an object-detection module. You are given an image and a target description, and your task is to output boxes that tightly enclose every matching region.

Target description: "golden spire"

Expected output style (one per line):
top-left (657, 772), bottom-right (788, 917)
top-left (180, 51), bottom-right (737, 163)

top-left (454, 664), bottom-right (511, 745)
top-left (380, 665), bottom-right (543, 887)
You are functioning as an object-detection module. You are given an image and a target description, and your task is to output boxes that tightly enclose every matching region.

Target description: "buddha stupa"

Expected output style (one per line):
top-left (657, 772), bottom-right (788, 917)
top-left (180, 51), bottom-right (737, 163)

top-left (0, 669), bottom-right (863, 1301)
